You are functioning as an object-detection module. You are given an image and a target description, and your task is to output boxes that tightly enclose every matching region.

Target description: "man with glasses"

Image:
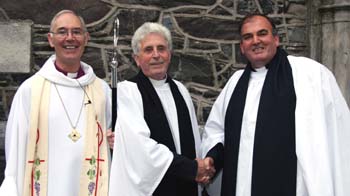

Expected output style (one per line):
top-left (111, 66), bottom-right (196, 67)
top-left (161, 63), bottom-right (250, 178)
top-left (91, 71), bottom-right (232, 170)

top-left (0, 10), bottom-right (111, 196)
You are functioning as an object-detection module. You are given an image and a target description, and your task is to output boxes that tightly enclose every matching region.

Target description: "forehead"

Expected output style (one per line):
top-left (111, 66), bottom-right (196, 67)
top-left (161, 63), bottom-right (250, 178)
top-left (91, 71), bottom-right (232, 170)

top-left (241, 16), bottom-right (273, 34)
top-left (52, 13), bottom-right (82, 30)
top-left (140, 33), bottom-right (167, 47)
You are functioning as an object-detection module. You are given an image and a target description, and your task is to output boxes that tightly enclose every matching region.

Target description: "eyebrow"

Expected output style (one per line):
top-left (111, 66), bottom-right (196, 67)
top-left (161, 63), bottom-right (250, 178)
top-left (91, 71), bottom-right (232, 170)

top-left (56, 27), bottom-right (83, 30)
top-left (257, 29), bottom-right (269, 34)
top-left (143, 44), bottom-right (167, 48)
top-left (241, 28), bottom-right (270, 37)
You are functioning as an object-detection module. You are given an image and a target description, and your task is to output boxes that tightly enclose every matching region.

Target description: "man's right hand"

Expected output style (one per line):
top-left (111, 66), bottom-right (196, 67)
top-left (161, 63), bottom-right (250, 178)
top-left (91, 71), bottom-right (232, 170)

top-left (106, 129), bottom-right (115, 149)
top-left (195, 157), bottom-right (215, 184)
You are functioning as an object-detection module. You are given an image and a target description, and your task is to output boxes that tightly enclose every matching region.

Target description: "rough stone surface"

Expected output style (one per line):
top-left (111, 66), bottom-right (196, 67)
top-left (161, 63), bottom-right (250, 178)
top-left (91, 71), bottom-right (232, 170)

top-left (117, 0), bottom-right (216, 7)
top-left (0, 21), bottom-right (32, 73)
top-left (0, 0), bottom-right (306, 165)
top-left (0, 0), bottom-right (111, 24)
top-left (0, 0), bottom-right (349, 185)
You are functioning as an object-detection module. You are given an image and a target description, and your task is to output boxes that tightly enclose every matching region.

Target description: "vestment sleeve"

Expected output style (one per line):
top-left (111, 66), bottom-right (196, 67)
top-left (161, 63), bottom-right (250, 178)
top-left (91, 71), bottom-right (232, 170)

top-left (200, 71), bottom-right (243, 196)
top-left (320, 66), bottom-right (350, 195)
top-left (206, 143), bottom-right (224, 173)
top-left (201, 71), bottom-right (243, 158)
top-left (109, 81), bottom-right (174, 196)
top-left (166, 154), bottom-right (197, 181)
top-left (102, 80), bottom-right (112, 129)
top-left (0, 80), bottom-right (31, 196)
top-left (289, 56), bottom-right (350, 196)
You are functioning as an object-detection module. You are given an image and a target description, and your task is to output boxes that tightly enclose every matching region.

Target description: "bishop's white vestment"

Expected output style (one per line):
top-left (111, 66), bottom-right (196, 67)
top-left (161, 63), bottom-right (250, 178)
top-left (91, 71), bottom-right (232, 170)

top-left (0, 55), bottom-right (112, 196)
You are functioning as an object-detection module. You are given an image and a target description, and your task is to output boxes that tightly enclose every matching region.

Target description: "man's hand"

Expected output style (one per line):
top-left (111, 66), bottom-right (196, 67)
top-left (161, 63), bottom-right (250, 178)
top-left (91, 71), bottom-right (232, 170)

top-left (195, 157), bottom-right (215, 184)
top-left (106, 129), bottom-right (115, 149)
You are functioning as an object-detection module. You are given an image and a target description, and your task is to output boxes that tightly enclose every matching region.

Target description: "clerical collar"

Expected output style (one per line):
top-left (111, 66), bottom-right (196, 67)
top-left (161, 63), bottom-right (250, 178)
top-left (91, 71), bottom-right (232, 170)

top-left (250, 65), bottom-right (267, 72)
top-left (255, 66), bottom-right (267, 72)
top-left (54, 61), bottom-right (85, 79)
top-left (149, 75), bottom-right (168, 87)
top-left (251, 66), bottom-right (267, 80)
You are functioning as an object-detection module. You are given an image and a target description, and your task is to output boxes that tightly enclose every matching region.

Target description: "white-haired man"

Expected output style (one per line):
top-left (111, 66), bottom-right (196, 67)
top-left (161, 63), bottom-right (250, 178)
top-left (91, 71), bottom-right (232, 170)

top-left (109, 22), bottom-right (214, 196)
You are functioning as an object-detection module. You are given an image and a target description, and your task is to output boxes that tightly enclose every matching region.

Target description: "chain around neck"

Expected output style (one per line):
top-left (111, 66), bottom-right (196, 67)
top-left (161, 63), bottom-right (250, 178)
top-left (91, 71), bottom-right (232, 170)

top-left (53, 83), bottom-right (85, 129)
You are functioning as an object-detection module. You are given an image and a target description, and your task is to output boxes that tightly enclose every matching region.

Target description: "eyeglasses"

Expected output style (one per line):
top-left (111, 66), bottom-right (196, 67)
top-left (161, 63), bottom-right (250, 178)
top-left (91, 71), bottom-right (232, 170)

top-left (50, 28), bottom-right (85, 39)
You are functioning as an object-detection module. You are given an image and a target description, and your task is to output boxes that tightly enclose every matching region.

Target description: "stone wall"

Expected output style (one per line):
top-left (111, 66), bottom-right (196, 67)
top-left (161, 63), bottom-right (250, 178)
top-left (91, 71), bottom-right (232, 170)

top-left (1, 0), bottom-right (349, 185)
top-left (0, 0), bottom-right (310, 184)
top-left (0, 0), bottom-right (309, 123)
top-left (313, 0), bottom-right (350, 105)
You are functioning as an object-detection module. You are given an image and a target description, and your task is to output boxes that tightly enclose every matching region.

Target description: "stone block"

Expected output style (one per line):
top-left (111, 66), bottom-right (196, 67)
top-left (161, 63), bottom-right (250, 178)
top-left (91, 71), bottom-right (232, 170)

top-left (0, 20), bottom-right (32, 73)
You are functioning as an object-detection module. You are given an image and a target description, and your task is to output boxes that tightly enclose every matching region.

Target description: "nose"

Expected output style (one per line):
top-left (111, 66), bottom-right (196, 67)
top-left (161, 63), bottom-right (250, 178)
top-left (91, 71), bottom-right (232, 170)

top-left (65, 31), bottom-right (75, 40)
top-left (152, 49), bottom-right (160, 58)
top-left (252, 35), bottom-right (260, 44)
top-left (253, 35), bottom-right (260, 44)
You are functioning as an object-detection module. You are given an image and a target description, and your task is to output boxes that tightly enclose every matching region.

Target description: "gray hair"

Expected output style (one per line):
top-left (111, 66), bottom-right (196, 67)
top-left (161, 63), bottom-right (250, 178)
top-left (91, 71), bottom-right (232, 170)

top-left (131, 22), bottom-right (172, 55)
top-left (50, 10), bottom-right (87, 32)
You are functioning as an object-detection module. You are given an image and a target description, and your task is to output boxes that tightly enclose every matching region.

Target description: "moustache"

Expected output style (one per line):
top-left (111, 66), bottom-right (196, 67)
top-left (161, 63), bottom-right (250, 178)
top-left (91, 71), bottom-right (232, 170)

top-left (252, 44), bottom-right (264, 50)
top-left (149, 61), bottom-right (165, 65)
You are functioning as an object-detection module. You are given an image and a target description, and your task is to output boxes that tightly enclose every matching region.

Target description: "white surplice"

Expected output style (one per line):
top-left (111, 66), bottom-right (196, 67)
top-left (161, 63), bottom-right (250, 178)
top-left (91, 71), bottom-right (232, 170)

top-left (109, 77), bottom-right (201, 196)
top-left (0, 55), bottom-right (112, 196)
top-left (201, 56), bottom-right (350, 196)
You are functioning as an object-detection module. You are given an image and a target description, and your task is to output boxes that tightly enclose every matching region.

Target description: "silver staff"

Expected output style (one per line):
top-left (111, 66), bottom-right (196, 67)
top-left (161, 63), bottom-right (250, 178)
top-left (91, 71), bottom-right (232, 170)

top-left (111, 17), bottom-right (119, 132)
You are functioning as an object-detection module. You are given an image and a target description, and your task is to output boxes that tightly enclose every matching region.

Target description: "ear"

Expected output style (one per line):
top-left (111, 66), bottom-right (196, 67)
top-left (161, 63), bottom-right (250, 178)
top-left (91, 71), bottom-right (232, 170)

top-left (169, 50), bottom-right (172, 61)
top-left (47, 33), bottom-right (55, 48)
top-left (240, 42), bottom-right (245, 55)
top-left (274, 35), bottom-right (280, 46)
top-left (84, 32), bottom-right (90, 45)
top-left (133, 54), bottom-right (141, 67)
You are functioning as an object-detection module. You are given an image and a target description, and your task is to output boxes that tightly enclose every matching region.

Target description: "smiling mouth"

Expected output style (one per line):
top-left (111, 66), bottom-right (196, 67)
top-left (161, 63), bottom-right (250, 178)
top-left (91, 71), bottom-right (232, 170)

top-left (63, 45), bottom-right (79, 49)
top-left (252, 46), bottom-right (265, 53)
top-left (150, 61), bottom-right (164, 65)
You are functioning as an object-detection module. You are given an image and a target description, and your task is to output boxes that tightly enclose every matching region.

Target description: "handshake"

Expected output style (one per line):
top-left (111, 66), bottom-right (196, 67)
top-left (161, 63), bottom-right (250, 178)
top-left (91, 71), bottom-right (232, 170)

top-left (195, 157), bottom-right (215, 184)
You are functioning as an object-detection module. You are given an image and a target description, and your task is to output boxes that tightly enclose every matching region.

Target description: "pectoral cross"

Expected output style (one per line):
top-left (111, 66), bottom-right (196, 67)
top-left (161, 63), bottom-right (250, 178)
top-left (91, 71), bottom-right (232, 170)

top-left (68, 129), bottom-right (81, 142)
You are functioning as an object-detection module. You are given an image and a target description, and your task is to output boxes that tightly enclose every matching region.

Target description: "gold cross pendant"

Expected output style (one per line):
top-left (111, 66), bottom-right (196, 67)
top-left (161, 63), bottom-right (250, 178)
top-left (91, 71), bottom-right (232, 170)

top-left (68, 129), bottom-right (81, 142)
